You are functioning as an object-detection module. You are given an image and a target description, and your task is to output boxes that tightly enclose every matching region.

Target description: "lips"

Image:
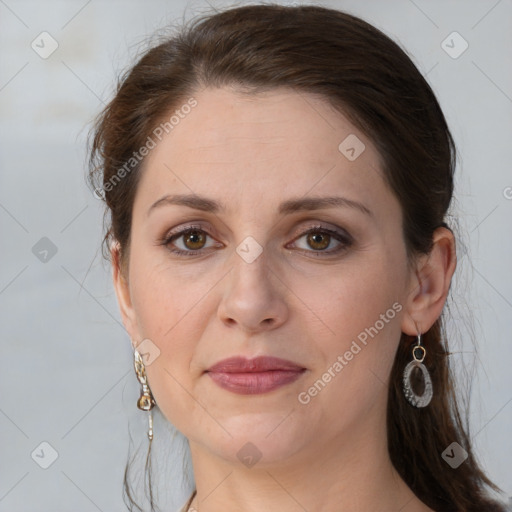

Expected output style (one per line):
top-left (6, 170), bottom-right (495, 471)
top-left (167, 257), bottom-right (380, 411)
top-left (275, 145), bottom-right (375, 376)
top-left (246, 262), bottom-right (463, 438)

top-left (206, 355), bottom-right (305, 373)
top-left (205, 356), bottom-right (307, 395)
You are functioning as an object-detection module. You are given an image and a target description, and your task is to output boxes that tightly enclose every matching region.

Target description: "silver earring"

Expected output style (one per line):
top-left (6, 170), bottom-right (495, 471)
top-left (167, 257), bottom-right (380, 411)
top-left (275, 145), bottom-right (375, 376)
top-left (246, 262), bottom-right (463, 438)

top-left (133, 349), bottom-right (156, 441)
top-left (402, 333), bottom-right (433, 408)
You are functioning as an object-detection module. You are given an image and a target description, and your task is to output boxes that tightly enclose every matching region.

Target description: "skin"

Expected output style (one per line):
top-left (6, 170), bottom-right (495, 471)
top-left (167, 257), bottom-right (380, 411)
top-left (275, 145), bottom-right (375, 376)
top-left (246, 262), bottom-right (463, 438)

top-left (112, 86), bottom-right (456, 512)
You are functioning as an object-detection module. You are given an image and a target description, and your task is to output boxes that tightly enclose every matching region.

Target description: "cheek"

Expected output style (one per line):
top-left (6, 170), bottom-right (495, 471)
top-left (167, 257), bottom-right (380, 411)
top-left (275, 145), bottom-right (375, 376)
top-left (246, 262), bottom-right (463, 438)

top-left (129, 247), bottom-right (206, 338)
top-left (127, 250), bottom-right (220, 421)
top-left (294, 254), bottom-right (403, 342)
top-left (295, 254), bottom-right (405, 411)
top-left (129, 286), bottom-right (198, 430)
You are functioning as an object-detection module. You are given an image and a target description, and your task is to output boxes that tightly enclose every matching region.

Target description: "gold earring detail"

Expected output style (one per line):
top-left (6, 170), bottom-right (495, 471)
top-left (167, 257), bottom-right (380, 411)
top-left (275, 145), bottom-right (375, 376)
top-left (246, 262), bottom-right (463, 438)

top-left (402, 333), bottom-right (433, 408)
top-left (133, 349), bottom-right (156, 441)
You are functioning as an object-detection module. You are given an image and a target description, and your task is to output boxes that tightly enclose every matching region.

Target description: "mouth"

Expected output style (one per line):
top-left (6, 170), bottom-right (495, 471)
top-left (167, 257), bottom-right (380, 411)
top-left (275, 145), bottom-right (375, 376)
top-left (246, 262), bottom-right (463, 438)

top-left (204, 355), bottom-right (307, 395)
top-left (205, 368), bottom-right (307, 394)
top-left (206, 355), bottom-right (305, 373)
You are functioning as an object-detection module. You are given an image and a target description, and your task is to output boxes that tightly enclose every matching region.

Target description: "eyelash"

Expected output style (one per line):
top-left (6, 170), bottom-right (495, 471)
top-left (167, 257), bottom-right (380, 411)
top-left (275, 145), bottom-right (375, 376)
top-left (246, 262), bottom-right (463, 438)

top-left (159, 223), bottom-right (353, 258)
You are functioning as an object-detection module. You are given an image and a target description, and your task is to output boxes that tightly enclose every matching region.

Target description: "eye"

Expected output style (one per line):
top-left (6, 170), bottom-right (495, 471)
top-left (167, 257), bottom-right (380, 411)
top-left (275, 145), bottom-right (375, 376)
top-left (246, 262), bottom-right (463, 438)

top-left (159, 223), bottom-right (353, 258)
top-left (288, 225), bottom-right (353, 256)
top-left (161, 225), bottom-right (220, 256)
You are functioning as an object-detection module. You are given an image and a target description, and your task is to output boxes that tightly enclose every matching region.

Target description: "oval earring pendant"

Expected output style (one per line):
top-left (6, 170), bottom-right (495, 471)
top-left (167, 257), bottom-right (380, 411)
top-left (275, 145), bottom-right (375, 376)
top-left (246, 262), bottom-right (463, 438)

top-left (402, 359), bottom-right (433, 408)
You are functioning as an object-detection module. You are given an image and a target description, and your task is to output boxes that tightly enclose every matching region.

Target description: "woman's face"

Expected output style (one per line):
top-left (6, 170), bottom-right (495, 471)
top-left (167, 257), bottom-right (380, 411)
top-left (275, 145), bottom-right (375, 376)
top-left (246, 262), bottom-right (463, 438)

top-left (116, 86), bottom-right (415, 467)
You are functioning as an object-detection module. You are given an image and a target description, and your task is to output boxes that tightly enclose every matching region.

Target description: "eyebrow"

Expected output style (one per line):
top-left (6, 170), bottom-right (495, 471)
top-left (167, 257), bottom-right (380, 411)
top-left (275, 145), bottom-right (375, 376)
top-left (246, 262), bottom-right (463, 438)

top-left (147, 193), bottom-right (373, 218)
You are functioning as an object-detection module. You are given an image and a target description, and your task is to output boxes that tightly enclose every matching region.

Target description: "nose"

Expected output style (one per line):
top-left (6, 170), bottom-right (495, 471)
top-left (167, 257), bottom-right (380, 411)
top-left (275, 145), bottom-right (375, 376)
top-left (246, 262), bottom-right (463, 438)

top-left (217, 247), bottom-right (289, 334)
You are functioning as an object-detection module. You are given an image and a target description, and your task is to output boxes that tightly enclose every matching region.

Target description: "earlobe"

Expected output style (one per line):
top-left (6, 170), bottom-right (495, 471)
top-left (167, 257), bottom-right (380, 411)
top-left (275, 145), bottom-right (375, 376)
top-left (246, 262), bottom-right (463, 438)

top-left (401, 227), bottom-right (457, 336)
top-left (111, 242), bottom-right (140, 342)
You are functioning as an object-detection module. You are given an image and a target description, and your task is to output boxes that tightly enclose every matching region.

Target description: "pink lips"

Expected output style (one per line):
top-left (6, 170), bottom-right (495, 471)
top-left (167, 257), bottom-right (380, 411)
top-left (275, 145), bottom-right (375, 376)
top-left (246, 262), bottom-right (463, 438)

top-left (205, 356), bottom-right (306, 395)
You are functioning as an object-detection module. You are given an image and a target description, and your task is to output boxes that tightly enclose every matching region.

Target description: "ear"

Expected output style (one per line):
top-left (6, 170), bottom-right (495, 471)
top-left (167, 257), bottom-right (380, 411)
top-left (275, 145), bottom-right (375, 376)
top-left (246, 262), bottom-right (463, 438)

top-left (401, 226), bottom-right (457, 336)
top-left (111, 242), bottom-right (140, 346)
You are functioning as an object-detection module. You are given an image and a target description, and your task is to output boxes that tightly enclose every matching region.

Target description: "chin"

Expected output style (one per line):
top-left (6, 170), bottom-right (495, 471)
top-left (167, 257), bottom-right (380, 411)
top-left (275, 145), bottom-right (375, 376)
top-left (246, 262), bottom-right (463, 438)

top-left (203, 414), bottom-right (312, 468)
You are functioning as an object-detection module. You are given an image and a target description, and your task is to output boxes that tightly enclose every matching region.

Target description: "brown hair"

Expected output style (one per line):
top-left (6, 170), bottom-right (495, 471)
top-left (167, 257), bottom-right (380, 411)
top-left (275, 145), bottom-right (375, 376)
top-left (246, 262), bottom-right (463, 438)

top-left (88, 4), bottom-right (506, 511)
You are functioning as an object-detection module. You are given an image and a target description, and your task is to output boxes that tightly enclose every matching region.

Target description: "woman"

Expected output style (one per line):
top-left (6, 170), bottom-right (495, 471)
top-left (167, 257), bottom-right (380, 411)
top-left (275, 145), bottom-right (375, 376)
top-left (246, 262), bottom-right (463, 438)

top-left (88, 4), bottom-right (507, 511)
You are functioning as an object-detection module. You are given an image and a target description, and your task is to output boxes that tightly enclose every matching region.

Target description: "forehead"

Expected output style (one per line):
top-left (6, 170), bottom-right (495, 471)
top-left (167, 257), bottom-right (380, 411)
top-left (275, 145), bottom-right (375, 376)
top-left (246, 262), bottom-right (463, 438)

top-left (167, 87), bottom-right (372, 161)
top-left (135, 86), bottom-right (394, 218)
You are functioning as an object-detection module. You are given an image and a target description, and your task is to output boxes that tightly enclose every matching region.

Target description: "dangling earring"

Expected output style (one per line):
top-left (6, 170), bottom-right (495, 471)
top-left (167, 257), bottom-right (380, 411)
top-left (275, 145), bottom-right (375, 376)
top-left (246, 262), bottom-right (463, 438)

top-left (402, 333), bottom-right (433, 408)
top-left (133, 349), bottom-right (156, 440)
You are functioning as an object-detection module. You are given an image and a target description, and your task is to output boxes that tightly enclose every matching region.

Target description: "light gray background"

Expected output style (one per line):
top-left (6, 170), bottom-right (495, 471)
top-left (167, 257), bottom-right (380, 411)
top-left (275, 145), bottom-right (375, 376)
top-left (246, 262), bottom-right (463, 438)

top-left (1, 0), bottom-right (511, 511)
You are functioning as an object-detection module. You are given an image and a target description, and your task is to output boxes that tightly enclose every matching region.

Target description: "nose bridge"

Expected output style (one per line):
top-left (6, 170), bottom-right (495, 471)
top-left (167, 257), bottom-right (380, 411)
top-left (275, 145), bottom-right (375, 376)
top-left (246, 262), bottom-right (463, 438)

top-left (229, 235), bottom-right (273, 297)
top-left (218, 234), bottom-right (288, 331)
top-left (227, 203), bottom-right (287, 288)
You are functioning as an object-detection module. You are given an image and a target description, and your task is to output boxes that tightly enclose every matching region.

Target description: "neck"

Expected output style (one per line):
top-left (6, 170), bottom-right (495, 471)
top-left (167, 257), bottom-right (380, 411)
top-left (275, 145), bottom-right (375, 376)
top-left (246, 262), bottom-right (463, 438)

top-left (185, 410), bottom-right (431, 512)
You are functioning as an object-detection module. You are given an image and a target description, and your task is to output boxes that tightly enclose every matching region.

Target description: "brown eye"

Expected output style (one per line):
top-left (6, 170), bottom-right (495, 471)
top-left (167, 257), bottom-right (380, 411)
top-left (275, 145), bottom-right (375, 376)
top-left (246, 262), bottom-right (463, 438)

top-left (182, 230), bottom-right (207, 250)
top-left (162, 226), bottom-right (219, 256)
top-left (290, 226), bottom-right (353, 256)
top-left (306, 232), bottom-right (331, 251)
